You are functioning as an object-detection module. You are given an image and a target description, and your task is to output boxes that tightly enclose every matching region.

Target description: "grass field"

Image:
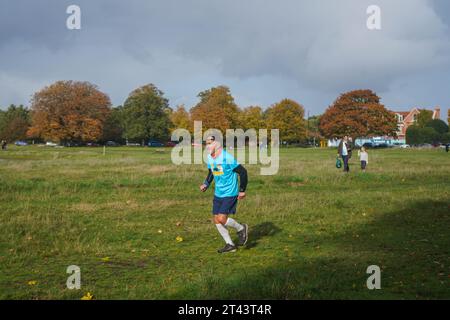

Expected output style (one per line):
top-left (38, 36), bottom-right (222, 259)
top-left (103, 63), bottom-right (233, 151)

top-left (0, 145), bottom-right (449, 300)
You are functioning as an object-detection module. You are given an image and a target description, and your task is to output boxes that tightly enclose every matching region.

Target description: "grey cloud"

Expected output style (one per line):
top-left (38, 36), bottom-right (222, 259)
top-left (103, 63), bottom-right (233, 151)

top-left (0, 0), bottom-right (449, 119)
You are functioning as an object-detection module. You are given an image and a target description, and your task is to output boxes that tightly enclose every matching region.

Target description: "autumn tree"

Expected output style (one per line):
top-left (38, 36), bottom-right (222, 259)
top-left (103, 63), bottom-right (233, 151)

top-left (0, 104), bottom-right (31, 142)
top-left (27, 81), bottom-right (111, 143)
top-left (265, 99), bottom-right (307, 143)
top-left (190, 86), bottom-right (240, 133)
top-left (170, 105), bottom-right (191, 131)
top-left (239, 106), bottom-right (266, 131)
top-left (121, 84), bottom-right (171, 144)
top-left (319, 90), bottom-right (397, 139)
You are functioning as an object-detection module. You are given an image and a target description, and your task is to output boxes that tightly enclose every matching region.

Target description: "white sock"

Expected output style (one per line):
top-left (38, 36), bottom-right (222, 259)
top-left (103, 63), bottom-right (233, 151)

top-left (215, 224), bottom-right (234, 245)
top-left (225, 217), bottom-right (244, 232)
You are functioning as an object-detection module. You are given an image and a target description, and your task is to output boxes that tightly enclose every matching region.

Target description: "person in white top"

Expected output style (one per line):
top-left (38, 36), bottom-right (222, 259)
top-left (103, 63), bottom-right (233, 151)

top-left (358, 147), bottom-right (369, 171)
top-left (338, 136), bottom-right (352, 172)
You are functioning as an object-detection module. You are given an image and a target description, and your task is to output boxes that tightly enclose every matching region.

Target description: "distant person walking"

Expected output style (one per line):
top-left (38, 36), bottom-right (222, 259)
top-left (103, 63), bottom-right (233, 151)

top-left (1, 140), bottom-right (7, 150)
top-left (358, 147), bottom-right (369, 171)
top-left (446, 144), bottom-right (449, 153)
top-left (338, 136), bottom-right (351, 172)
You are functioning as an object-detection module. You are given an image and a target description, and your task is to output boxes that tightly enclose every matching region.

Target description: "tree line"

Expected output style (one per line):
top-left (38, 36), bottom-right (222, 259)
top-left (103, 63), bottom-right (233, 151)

top-left (0, 80), bottom-right (448, 145)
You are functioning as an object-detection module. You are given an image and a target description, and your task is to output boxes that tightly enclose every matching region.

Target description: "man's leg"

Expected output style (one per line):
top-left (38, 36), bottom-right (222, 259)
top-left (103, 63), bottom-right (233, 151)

top-left (225, 216), bottom-right (248, 246)
top-left (214, 214), bottom-right (234, 246)
top-left (225, 217), bottom-right (244, 232)
top-left (343, 155), bottom-right (349, 172)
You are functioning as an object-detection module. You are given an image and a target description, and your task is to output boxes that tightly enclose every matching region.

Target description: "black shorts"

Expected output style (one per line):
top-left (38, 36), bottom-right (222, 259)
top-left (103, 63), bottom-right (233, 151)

top-left (212, 196), bottom-right (238, 215)
top-left (361, 161), bottom-right (367, 169)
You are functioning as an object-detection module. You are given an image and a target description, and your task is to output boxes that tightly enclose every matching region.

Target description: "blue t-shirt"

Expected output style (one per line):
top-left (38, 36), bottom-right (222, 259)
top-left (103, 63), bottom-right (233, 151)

top-left (207, 150), bottom-right (239, 198)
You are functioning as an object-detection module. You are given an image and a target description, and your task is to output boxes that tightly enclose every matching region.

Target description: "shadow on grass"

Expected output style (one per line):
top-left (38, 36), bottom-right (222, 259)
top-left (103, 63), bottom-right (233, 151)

top-left (245, 222), bottom-right (282, 249)
top-left (171, 200), bottom-right (450, 299)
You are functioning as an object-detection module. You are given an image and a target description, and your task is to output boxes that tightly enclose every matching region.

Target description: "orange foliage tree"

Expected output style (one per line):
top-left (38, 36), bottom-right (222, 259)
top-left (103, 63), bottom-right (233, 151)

top-left (265, 99), bottom-right (307, 143)
top-left (190, 86), bottom-right (240, 133)
top-left (239, 106), bottom-right (266, 131)
top-left (170, 105), bottom-right (191, 131)
top-left (319, 90), bottom-right (397, 139)
top-left (27, 81), bottom-right (111, 143)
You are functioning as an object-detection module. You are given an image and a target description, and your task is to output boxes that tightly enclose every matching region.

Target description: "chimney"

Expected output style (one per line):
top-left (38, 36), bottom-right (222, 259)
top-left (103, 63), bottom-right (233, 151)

top-left (433, 107), bottom-right (440, 120)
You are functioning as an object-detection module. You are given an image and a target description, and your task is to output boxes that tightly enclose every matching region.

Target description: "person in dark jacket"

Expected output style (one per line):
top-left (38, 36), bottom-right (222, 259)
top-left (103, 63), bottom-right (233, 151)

top-left (338, 136), bottom-right (352, 172)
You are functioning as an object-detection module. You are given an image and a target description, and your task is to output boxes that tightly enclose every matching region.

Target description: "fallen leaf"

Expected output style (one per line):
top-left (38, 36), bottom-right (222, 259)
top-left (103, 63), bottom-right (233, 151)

top-left (81, 292), bottom-right (93, 300)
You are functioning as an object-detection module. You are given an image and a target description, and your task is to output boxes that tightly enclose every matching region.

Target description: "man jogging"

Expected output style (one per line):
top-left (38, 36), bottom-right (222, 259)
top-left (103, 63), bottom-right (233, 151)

top-left (199, 136), bottom-right (248, 254)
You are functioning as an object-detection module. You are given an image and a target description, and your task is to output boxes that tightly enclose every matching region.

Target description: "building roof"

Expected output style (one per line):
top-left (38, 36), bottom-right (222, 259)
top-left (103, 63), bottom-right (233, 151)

top-left (394, 111), bottom-right (410, 117)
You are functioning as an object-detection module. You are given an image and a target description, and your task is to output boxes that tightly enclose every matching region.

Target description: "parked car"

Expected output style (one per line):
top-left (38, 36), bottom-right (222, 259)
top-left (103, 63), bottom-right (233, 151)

top-left (46, 141), bottom-right (58, 147)
top-left (148, 141), bottom-right (165, 147)
top-left (165, 141), bottom-right (177, 147)
top-left (400, 144), bottom-right (410, 149)
top-left (362, 142), bottom-right (374, 149)
top-left (417, 143), bottom-right (433, 149)
top-left (374, 143), bottom-right (390, 149)
top-left (86, 142), bottom-right (99, 147)
top-left (126, 142), bottom-right (141, 146)
top-left (15, 141), bottom-right (28, 146)
top-left (63, 142), bottom-right (81, 147)
top-left (106, 141), bottom-right (119, 147)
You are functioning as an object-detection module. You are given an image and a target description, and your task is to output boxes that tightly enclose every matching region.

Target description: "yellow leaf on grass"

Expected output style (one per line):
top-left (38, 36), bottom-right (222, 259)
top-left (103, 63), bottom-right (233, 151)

top-left (28, 280), bottom-right (37, 286)
top-left (176, 236), bottom-right (183, 242)
top-left (81, 292), bottom-right (93, 300)
top-left (101, 257), bottom-right (110, 262)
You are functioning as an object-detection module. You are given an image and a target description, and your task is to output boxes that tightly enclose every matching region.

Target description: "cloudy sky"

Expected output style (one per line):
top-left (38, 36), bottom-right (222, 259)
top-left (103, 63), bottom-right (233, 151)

top-left (1, 0), bottom-right (449, 119)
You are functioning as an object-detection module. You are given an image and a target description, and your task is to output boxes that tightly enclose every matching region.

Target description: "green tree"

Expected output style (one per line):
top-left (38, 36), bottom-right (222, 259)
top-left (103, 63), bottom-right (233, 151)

top-left (441, 132), bottom-right (450, 144)
top-left (307, 115), bottom-right (323, 142)
top-left (422, 127), bottom-right (440, 144)
top-left (122, 84), bottom-right (171, 144)
top-left (416, 110), bottom-right (433, 128)
top-left (101, 106), bottom-right (124, 143)
top-left (425, 119), bottom-right (448, 135)
top-left (406, 125), bottom-right (440, 145)
top-left (0, 104), bottom-right (31, 142)
top-left (406, 125), bottom-right (422, 145)
top-left (265, 99), bottom-right (307, 143)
